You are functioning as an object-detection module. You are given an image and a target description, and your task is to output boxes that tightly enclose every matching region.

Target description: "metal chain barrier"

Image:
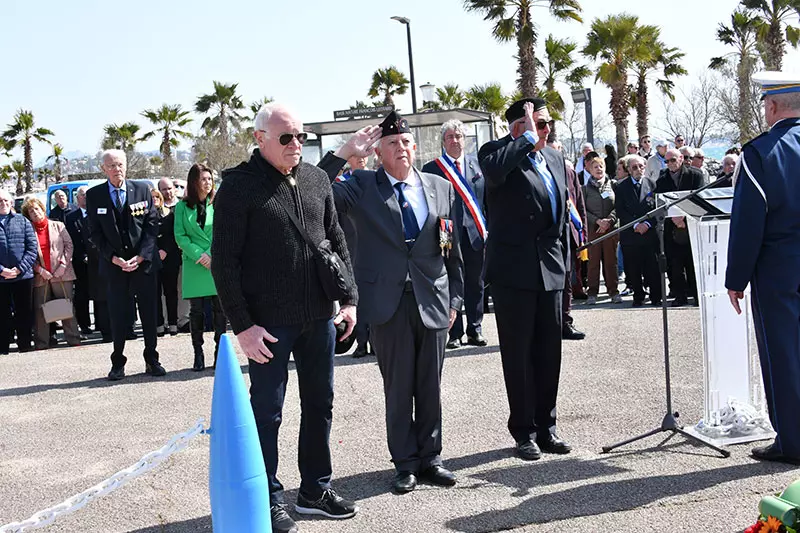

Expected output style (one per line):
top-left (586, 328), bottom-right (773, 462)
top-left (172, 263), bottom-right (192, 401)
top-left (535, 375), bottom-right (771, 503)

top-left (0, 419), bottom-right (206, 533)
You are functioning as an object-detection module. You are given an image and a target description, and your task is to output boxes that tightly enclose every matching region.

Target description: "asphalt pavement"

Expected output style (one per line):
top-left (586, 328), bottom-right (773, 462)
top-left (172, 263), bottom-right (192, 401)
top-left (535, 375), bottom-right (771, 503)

top-left (1, 296), bottom-right (797, 533)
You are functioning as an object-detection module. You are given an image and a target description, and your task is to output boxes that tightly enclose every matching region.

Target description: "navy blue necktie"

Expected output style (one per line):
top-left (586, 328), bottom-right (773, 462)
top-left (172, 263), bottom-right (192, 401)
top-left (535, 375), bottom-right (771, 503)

top-left (394, 182), bottom-right (420, 248)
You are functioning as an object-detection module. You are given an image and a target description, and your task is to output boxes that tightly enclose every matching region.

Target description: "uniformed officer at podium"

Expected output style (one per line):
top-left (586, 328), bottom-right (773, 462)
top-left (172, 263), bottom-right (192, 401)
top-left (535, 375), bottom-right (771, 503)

top-left (726, 71), bottom-right (800, 465)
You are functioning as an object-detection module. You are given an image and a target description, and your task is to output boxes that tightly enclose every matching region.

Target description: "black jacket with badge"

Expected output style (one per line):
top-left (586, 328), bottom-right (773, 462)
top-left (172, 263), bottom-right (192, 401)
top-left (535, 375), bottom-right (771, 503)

top-left (478, 135), bottom-right (569, 291)
top-left (86, 179), bottom-right (160, 276)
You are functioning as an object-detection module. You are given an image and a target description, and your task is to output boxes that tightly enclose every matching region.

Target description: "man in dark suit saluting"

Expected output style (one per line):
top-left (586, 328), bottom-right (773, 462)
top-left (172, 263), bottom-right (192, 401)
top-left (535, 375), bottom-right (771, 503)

top-left (322, 111), bottom-right (464, 494)
top-left (422, 119), bottom-right (488, 349)
top-left (478, 98), bottom-right (572, 461)
top-left (86, 149), bottom-right (165, 381)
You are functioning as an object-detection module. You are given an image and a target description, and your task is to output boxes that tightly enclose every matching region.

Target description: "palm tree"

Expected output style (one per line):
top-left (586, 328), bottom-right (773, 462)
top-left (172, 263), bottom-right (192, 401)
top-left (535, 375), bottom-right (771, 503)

top-left (537, 35), bottom-right (591, 119)
top-left (464, 0), bottom-right (583, 97)
top-left (368, 66), bottom-right (409, 106)
top-left (141, 104), bottom-right (193, 175)
top-left (583, 13), bottom-right (648, 156)
top-left (46, 143), bottom-right (66, 183)
top-left (2, 110), bottom-right (54, 193)
top-left (710, 9), bottom-right (761, 144)
top-left (11, 160), bottom-right (25, 196)
top-left (196, 81), bottom-right (246, 144)
top-left (464, 83), bottom-right (510, 115)
top-left (0, 165), bottom-right (11, 187)
top-left (741, 0), bottom-right (800, 70)
top-left (249, 97), bottom-right (275, 121)
top-left (38, 167), bottom-right (53, 188)
top-left (630, 26), bottom-right (687, 139)
top-left (435, 84), bottom-right (466, 109)
top-left (102, 122), bottom-right (143, 153)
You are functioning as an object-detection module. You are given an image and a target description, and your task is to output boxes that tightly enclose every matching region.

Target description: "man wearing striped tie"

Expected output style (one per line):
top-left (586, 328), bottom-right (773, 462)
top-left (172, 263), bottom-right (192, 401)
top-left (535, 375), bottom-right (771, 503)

top-left (422, 120), bottom-right (488, 349)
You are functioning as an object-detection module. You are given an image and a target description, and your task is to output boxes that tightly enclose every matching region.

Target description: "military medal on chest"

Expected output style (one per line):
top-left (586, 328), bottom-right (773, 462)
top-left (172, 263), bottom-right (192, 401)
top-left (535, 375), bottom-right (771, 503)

top-left (439, 217), bottom-right (453, 258)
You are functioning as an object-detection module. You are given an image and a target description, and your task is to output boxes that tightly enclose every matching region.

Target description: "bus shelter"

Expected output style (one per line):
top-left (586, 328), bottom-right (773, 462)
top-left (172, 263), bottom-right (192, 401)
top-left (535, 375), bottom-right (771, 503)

top-left (302, 108), bottom-right (496, 167)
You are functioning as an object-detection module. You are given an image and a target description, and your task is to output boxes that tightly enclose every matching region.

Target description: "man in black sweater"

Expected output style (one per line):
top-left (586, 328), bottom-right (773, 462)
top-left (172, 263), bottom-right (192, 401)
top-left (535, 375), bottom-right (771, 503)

top-left (212, 103), bottom-right (358, 533)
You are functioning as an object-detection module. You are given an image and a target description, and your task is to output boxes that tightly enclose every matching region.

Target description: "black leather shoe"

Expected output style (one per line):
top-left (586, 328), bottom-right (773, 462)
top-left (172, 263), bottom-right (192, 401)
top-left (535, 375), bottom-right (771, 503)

top-left (632, 300), bottom-right (644, 308)
top-left (145, 363), bottom-right (167, 377)
top-left (466, 334), bottom-right (488, 347)
top-left (352, 344), bottom-right (368, 358)
top-left (537, 433), bottom-right (572, 454)
top-left (562, 324), bottom-right (586, 340)
top-left (192, 349), bottom-right (205, 371)
top-left (80, 327), bottom-right (93, 335)
top-left (515, 440), bottom-right (542, 461)
top-left (126, 330), bottom-right (137, 340)
top-left (751, 442), bottom-right (800, 465)
top-left (107, 366), bottom-right (126, 381)
top-left (393, 471), bottom-right (417, 494)
top-left (419, 465), bottom-right (456, 486)
top-left (671, 297), bottom-right (688, 308)
top-left (573, 293), bottom-right (588, 300)
top-left (446, 338), bottom-right (462, 349)
top-left (651, 298), bottom-right (662, 307)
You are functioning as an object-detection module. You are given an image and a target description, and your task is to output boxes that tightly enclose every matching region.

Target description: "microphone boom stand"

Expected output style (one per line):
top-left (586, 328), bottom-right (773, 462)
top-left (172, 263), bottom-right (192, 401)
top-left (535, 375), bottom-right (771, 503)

top-left (578, 176), bottom-right (731, 458)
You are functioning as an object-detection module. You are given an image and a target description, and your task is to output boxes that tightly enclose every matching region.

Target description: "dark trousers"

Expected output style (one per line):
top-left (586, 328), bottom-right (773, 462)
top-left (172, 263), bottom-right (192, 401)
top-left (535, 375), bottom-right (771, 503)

top-left (371, 291), bottom-right (447, 472)
top-left (450, 230), bottom-right (485, 340)
top-left (72, 261), bottom-right (91, 330)
top-left (94, 298), bottom-right (111, 339)
top-left (493, 283), bottom-right (562, 443)
top-left (248, 318), bottom-right (335, 504)
top-left (751, 274), bottom-right (800, 458)
top-left (105, 267), bottom-right (159, 368)
top-left (622, 243), bottom-right (662, 303)
top-left (665, 238), bottom-right (696, 300)
top-left (0, 279), bottom-right (33, 352)
top-left (157, 267), bottom-right (180, 328)
top-left (355, 315), bottom-right (370, 348)
top-left (189, 296), bottom-right (226, 353)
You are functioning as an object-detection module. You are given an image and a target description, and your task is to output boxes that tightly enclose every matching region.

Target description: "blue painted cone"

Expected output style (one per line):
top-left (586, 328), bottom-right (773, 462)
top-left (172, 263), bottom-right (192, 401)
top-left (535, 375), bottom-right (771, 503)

top-left (209, 334), bottom-right (272, 532)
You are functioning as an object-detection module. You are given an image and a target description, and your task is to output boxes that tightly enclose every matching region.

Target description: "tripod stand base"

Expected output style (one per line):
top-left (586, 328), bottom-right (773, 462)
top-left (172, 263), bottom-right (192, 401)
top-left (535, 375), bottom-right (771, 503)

top-left (601, 413), bottom-right (730, 457)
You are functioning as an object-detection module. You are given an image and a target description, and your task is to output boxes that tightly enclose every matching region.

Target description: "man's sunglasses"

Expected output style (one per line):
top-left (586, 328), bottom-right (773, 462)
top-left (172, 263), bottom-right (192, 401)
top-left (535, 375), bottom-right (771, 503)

top-left (666, 157), bottom-right (680, 163)
top-left (536, 120), bottom-right (555, 130)
top-left (277, 132), bottom-right (308, 146)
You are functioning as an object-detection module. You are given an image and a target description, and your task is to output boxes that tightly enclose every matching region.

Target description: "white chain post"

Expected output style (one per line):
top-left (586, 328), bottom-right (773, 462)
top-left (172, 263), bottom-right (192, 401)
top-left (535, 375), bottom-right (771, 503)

top-left (0, 419), bottom-right (206, 533)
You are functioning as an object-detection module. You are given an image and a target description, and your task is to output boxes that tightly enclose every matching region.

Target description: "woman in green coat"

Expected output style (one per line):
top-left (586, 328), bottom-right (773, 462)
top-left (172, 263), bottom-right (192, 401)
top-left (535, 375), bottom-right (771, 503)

top-left (174, 163), bottom-right (227, 370)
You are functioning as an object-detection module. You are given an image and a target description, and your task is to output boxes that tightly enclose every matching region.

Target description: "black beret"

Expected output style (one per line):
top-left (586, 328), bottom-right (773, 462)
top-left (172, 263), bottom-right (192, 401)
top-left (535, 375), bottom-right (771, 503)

top-left (379, 110), bottom-right (411, 138)
top-left (504, 98), bottom-right (547, 122)
top-left (334, 319), bottom-right (356, 355)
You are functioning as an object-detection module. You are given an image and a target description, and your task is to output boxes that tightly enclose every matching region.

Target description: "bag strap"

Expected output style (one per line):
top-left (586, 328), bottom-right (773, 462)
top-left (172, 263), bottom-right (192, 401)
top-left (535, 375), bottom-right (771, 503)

top-left (259, 175), bottom-right (324, 260)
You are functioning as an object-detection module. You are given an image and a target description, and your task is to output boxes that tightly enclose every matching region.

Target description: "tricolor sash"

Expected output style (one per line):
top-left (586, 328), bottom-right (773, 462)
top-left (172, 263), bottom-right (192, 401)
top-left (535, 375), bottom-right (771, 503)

top-left (434, 156), bottom-right (488, 241)
top-left (568, 197), bottom-right (588, 261)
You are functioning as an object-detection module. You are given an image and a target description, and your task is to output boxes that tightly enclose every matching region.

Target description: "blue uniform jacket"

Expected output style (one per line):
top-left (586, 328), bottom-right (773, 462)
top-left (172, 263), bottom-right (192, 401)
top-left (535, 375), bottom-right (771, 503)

top-left (726, 117), bottom-right (800, 291)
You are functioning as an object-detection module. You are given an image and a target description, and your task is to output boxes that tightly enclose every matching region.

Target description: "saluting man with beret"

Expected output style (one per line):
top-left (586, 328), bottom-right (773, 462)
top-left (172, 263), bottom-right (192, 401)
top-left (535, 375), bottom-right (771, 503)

top-left (727, 72), bottom-right (800, 465)
top-left (478, 98), bottom-right (572, 461)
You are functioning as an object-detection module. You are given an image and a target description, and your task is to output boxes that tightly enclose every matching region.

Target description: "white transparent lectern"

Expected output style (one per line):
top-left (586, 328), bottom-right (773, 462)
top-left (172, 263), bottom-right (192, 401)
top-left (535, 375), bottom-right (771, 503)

top-left (659, 187), bottom-right (774, 446)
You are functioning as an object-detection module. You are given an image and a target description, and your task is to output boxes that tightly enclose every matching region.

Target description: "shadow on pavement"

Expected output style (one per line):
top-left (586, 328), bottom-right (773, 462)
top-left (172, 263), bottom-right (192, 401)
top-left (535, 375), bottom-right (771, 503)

top-left (127, 515), bottom-right (211, 532)
top-left (0, 367), bottom-right (216, 398)
top-left (445, 461), bottom-right (796, 532)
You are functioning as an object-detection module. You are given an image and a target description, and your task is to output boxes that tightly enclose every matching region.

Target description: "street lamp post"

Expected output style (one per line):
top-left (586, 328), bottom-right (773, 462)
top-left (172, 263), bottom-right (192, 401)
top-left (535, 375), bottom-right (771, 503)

top-left (571, 88), bottom-right (594, 148)
top-left (391, 16), bottom-right (418, 113)
top-left (420, 82), bottom-right (435, 109)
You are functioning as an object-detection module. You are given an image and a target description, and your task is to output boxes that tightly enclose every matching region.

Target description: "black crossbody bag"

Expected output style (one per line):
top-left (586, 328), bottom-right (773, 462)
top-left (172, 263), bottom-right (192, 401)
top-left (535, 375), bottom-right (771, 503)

top-left (263, 177), bottom-right (354, 302)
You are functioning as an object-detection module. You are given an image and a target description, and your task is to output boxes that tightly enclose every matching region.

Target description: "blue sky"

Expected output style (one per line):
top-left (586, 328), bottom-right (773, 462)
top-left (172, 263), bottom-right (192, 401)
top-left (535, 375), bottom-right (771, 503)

top-left (2, 0), bottom-right (798, 163)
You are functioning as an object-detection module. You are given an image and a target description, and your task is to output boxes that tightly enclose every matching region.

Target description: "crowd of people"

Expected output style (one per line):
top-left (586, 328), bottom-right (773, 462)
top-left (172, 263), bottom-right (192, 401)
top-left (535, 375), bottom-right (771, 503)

top-left (0, 158), bottom-right (227, 371)
top-left (560, 134), bottom-right (741, 315)
top-left (3, 73), bottom-right (798, 533)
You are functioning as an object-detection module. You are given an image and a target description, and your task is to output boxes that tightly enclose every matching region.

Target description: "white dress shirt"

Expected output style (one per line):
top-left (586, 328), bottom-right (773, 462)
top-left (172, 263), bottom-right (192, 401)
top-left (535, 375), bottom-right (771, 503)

top-left (386, 168), bottom-right (428, 231)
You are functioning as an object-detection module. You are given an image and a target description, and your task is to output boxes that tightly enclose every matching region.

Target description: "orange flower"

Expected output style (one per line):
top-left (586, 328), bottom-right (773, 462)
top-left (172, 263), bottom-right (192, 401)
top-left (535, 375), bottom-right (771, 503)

top-left (759, 516), bottom-right (783, 533)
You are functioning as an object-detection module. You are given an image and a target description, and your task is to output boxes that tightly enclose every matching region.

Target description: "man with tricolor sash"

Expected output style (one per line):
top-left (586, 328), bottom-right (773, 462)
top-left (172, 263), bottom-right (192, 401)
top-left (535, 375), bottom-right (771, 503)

top-left (422, 119), bottom-right (488, 349)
